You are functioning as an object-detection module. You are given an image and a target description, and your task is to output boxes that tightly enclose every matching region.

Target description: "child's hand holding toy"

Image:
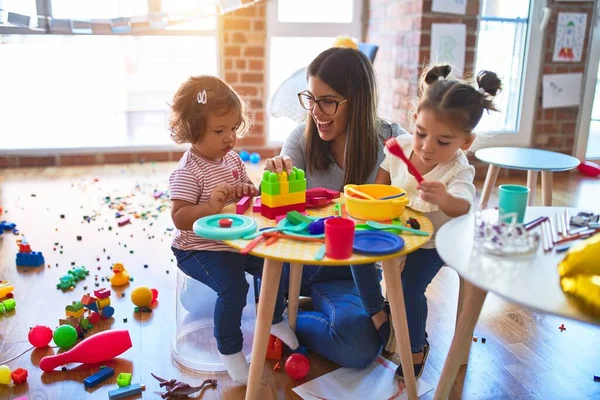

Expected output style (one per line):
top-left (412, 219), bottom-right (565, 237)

top-left (417, 180), bottom-right (470, 218)
top-left (209, 184), bottom-right (234, 213)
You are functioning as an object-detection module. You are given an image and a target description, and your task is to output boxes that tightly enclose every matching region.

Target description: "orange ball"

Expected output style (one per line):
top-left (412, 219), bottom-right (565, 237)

top-left (131, 286), bottom-right (153, 307)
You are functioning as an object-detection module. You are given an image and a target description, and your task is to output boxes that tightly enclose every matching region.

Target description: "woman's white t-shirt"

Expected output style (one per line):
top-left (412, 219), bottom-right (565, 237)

top-left (380, 135), bottom-right (476, 249)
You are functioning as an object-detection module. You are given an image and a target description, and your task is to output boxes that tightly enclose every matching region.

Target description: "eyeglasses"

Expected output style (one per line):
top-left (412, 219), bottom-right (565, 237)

top-left (297, 91), bottom-right (348, 116)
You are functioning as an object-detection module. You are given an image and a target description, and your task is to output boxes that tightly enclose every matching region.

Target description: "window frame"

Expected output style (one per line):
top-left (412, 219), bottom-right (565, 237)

top-left (475, 0), bottom-right (546, 146)
top-left (266, 0), bottom-right (363, 144)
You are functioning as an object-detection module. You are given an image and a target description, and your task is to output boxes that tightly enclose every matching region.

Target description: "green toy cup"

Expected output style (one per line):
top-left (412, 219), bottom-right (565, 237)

top-left (498, 184), bottom-right (530, 223)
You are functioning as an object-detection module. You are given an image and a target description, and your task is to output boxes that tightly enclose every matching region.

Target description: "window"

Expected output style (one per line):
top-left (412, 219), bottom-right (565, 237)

top-left (267, 0), bottom-right (363, 143)
top-left (0, 0), bottom-right (218, 151)
top-left (474, 0), bottom-right (545, 146)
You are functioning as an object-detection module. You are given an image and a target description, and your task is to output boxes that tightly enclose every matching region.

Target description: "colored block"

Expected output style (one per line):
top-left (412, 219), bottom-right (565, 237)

top-left (236, 196), bottom-right (251, 214)
top-left (66, 302), bottom-right (85, 318)
top-left (84, 366), bottom-right (114, 388)
top-left (97, 297), bottom-right (111, 309)
top-left (286, 211), bottom-right (312, 225)
top-left (261, 203), bottom-right (306, 220)
top-left (94, 288), bottom-right (111, 299)
top-left (266, 335), bottom-right (283, 360)
top-left (261, 191), bottom-right (306, 208)
top-left (260, 171), bottom-right (280, 195)
top-left (253, 196), bottom-right (261, 212)
top-left (108, 383), bottom-right (142, 400)
top-left (116, 372), bottom-right (132, 387)
top-left (289, 179), bottom-right (307, 193)
top-left (16, 251), bottom-right (44, 267)
top-left (278, 172), bottom-right (289, 194)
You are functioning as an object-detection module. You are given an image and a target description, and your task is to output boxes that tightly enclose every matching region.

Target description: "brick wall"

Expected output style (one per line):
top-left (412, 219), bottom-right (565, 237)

top-left (367, 0), bottom-right (479, 127)
top-left (532, 0), bottom-right (595, 154)
top-left (0, 1), bottom-right (274, 168)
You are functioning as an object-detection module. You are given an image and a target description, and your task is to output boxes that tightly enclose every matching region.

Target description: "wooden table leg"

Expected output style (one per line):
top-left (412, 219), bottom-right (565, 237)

top-left (455, 276), bottom-right (470, 366)
top-left (479, 165), bottom-right (501, 209)
top-left (245, 258), bottom-right (283, 400)
top-left (526, 170), bottom-right (538, 206)
top-left (434, 280), bottom-right (487, 400)
top-left (382, 257), bottom-right (417, 400)
top-left (541, 171), bottom-right (553, 206)
top-left (287, 263), bottom-right (303, 331)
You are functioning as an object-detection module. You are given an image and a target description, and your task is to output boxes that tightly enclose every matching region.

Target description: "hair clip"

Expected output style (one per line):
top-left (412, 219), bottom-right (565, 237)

top-left (437, 76), bottom-right (445, 81)
top-left (477, 87), bottom-right (486, 95)
top-left (197, 90), bottom-right (207, 104)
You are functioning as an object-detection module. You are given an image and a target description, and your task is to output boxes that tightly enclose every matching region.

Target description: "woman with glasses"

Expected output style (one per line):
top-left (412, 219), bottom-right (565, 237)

top-left (264, 47), bottom-right (408, 369)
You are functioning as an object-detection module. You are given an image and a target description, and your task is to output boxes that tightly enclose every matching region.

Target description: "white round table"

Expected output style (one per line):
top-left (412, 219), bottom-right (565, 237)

top-left (475, 147), bottom-right (580, 208)
top-left (432, 207), bottom-right (600, 400)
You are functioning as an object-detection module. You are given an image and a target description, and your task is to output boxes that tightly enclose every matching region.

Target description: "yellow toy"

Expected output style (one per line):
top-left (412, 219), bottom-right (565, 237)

top-left (131, 286), bottom-right (153, 308)
top-left (0, 281), bottom-right (14, 299)
top-left (260, 168), bottom-right (307, 219)
top-left (110, 263), bottom-right (130, 287)
top-left (332, 35), bottom-right (358, 49)
top-left (558, 234), bottom-right (600, 318)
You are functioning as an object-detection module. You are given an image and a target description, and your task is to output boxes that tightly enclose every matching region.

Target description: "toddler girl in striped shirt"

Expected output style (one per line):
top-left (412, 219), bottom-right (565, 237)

top-left (168, 75), bottom-right (298, 384)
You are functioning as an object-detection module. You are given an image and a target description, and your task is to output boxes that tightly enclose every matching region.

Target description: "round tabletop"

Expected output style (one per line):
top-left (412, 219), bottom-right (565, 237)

top-left (475, 147), bottom-right (580, 171)
top-left (223, 197), bottom-right (434, 266)
top-left (436, 207), bottom-right (599, 325)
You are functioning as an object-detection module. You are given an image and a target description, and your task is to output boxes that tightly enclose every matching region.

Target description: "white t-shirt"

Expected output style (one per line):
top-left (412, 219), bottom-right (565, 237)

top-left (380, 135), bottom-right (476, 249)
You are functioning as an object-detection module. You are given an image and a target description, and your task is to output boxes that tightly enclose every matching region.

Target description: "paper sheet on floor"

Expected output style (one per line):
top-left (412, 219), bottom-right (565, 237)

top-left (292, 356), bottom-right (434, 399)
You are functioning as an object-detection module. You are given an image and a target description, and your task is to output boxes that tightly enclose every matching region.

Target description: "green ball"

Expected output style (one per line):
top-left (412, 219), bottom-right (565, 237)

top-left (53, 325), bottom-right (78, 349)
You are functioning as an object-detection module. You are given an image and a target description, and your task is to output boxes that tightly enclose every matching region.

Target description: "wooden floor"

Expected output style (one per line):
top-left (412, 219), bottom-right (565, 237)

top-left (0, 163), bottom-right (599, 400)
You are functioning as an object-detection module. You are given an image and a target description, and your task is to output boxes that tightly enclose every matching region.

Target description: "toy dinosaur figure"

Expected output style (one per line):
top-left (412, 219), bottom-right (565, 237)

top-left (151, 373), bottom-right (217, 399)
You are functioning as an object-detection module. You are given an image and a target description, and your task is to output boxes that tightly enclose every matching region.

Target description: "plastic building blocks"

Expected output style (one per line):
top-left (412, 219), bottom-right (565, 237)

top-left (108, 383), bottom-right (142, 400)
top-left (260, 168), bottom-right (306, 219)
top-left (16, 251), bottom-right (44, 267)
top-left (253, 196), bottom-right (261, 212)
top-left (0, 298), bottom-right (16, 313)
top-left (0, 221), bottom-right (16, 234)
top-left (236, 196), bottom-right (251, 214)
top-left (117, 372), bottom-right (132, 387)
top-left (266, 335), bottom-right (283, 360)
top-left (83, 366), bottom-right (114, 388)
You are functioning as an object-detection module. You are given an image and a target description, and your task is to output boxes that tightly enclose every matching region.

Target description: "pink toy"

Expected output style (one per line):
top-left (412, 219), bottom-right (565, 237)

top-left (39, 329), bottom-right (132, 372)
top-left (578, 161), bottom-right (600, 177)
top-left (236, 196), bottom-right (251, 214)
top-left (285, 353), bottom-right (310, 380)
top-left (28, 325), bottom-right (53, 348)
top-left (385, 138), bottom-right (424, 183)
top-left (252, 196), bottom-right (262, 212)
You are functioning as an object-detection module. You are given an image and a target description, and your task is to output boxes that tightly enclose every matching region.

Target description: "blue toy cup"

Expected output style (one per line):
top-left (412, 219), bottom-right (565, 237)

top-left (498, 184), bottom-right (530, 223)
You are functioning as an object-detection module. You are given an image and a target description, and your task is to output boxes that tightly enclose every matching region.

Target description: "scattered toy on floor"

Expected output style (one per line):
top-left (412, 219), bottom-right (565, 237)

top-left (151, 373), bottom-right (217, 399)
top-left (110, 263), bottom-right (130, 287)
top-left (559, 324), bottom-right (566, 332)
top-left (28, 325), bottom-right (53, 348)
top-left (284, 353), bottom-right (310, 380)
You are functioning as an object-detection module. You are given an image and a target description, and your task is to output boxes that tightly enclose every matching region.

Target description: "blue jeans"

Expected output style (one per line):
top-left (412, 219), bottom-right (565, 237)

top-left (283, 263), bottom-right (383, 369)
top-left (350, 248), bottom-right (444, 352)
top-left (172, 248), bottom-right (286, 355)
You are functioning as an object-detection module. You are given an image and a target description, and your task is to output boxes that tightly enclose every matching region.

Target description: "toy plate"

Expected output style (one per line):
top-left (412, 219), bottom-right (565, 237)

top-left (193, 214), bottom-right (257, 240)
top-left (353, 231), bottom-right (405, 255)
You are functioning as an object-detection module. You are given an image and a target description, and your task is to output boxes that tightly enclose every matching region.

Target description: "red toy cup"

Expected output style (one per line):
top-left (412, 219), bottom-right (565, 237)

top-left (324, 218), bottom-right (355, 259)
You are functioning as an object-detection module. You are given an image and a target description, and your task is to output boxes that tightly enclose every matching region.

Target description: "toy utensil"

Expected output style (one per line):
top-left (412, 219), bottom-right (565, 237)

top-left (385, 138), bottom-right (424, 183)
top-left (240, 235), bottom-right (266, 254)
top-left (263, 231), bottom-right (324, 243)
top-left (345, 186), bottom-right (377, 200)
top-left (242, 221), bottom-right (309, 240)
top-left (314, 244), bottom-right (326, 260)
top-left (333, 204), bottom-right (342, 217)
top-left (379, 193), bottom-right (406, 200)
top-left (366, 220), bottom-right (429, 236)
top-left (40, 330), bottom-right (132, 372)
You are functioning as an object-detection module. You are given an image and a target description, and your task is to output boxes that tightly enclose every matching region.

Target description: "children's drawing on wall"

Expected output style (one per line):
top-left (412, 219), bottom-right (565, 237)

top-left (552, 12), bottom-right (587, 62)
top-left (432, 0), bottom-right (467, 15)
top-left (430, 23), bottom-right (466, 78)
top-left (542, 73), bottom-right (583, 109)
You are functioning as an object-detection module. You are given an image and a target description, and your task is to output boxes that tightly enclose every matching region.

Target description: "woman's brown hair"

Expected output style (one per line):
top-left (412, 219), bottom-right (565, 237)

top-left (417, 65), bottom-right (502, 135)
top-left (169, 75), bottom-right (250, 144)
top-left (305, 47), bottom-right (380, 187)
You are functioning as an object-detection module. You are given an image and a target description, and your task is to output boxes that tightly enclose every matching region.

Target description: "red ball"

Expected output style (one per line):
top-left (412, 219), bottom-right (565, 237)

top-left (284, 353), bottom-right (310, 380)
top-left (28, 325), bottom-right (53, 348)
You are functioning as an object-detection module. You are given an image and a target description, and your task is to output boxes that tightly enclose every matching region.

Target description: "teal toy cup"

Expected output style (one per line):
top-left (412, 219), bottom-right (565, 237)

top-left (498, 184), bottom-right (530, 223)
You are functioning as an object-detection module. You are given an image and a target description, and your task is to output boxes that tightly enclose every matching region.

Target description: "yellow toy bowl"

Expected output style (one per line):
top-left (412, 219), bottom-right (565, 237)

top-left (343, 184), bottom-right (408, 221)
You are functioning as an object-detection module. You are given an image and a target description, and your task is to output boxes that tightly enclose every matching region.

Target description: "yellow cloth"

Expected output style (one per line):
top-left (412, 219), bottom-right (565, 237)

top-left (558, 233), bottom-right (600, 319)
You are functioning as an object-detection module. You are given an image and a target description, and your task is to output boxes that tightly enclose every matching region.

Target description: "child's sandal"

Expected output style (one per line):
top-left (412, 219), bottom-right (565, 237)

top-left (394, 340), bottom-right (430, 381)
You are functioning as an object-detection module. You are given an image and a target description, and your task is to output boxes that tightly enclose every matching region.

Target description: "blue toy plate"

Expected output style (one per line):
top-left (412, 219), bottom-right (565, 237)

top-left (353, 231), bottom-right (405, 255)
top-left (193, 214), bottom-right (257, 240)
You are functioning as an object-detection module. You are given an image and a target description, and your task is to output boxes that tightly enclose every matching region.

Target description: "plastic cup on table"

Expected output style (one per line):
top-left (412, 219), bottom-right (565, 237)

top-left (324, 218), bottom-right (355, 259)
top-left (498, 184), bottom-right (530, 223)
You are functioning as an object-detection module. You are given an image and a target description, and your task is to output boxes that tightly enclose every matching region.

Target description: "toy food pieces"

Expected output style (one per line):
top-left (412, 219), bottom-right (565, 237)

top-left (558, 234), bottom-right (600, 318)
top-left (110, 263), bottom-right (130, 287)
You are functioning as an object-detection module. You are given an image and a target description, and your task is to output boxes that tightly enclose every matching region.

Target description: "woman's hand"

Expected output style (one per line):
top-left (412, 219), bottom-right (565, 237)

top-left (233, 183), bottom-right (258, 198)
top-left (265, 155), bottom-right (293, 175)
